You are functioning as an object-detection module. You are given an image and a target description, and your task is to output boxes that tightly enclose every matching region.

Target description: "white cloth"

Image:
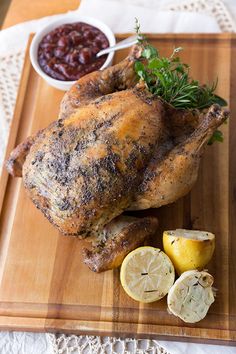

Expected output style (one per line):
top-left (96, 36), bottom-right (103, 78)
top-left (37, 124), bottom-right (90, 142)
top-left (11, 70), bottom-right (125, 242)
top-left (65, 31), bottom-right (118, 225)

top-left (79, 0), bottom-right (221, 33)
top-left (0, 0), bottom-right (236, 353)
top-left (0, 332), bottom-right (52, 354)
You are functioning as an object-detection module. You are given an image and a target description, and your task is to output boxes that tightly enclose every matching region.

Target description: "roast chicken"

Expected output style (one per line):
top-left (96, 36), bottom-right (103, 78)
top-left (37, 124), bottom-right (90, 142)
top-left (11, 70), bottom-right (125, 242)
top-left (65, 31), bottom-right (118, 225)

top-left (6, 46), bottom-right (229, 271)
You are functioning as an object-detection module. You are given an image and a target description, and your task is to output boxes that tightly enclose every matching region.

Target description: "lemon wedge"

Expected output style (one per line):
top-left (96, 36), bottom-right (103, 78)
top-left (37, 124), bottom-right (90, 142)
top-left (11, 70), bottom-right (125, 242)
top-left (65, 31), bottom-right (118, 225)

top-left (120, 246), bottom-right (175, 303)
top-left (163, 229), bottom-right (215, 275)
top-left (167, 270), bottom-right (215, 323)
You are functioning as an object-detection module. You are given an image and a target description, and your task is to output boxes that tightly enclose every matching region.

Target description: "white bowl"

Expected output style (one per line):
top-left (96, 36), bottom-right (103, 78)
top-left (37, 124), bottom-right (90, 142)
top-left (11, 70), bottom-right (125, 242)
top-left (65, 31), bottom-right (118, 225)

top-left (30, 15), bottom-right (116, 91)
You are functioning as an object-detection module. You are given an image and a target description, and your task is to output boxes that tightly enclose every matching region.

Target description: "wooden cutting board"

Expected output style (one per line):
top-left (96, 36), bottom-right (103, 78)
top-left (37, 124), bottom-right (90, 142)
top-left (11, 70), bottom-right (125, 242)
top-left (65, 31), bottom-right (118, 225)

top-left (0, 33), bottom-right (236, 344)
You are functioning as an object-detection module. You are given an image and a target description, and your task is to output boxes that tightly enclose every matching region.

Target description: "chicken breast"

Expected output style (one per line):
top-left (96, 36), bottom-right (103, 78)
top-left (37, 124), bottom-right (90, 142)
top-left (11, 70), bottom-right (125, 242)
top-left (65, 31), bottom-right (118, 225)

top-left (22, 87), bottom-right (165, 237)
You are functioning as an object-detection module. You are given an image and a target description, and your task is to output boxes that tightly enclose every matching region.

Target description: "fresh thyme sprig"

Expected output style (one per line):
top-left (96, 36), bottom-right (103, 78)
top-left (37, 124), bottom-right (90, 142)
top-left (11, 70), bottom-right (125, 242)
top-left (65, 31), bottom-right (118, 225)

top-left (134, 19), bottom-right (227, 143)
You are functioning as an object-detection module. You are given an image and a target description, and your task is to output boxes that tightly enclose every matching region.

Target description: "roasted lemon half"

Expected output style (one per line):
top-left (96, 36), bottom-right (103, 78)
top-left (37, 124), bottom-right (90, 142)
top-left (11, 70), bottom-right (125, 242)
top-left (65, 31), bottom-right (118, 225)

top-left (163, 229), bottom-right (215, 275)
top-left (120, 246), bottom-right (175, 303)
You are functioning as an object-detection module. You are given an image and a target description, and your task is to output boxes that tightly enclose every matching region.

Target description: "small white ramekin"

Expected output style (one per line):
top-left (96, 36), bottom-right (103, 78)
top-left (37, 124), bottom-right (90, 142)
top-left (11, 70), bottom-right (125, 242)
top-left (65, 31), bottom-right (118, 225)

top-left (30, 15), bottom-right (116, 91)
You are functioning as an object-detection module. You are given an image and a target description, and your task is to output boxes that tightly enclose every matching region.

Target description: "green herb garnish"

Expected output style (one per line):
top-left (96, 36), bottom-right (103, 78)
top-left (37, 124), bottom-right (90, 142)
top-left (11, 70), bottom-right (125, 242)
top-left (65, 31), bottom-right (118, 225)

top-left (207, 129), bottom-right (224, 145)
top-left (134, 19), bottom-right (228, 143)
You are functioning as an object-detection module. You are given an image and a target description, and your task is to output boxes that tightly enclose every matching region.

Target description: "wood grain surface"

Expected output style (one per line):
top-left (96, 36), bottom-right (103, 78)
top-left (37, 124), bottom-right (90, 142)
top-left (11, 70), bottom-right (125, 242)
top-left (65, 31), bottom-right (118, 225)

top-left (0, 33), bottom-right (235, 344)
top-left (2, 0), bottom-right (80, 29)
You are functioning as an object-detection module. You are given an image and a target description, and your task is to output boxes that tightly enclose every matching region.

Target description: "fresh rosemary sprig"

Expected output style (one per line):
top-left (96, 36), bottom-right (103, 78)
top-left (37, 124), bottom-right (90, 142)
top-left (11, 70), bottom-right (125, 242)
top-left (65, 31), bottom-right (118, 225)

top-left (134, 19), bottom-right (227, 143)
top-left (134, 44), bottom-right (227, 110)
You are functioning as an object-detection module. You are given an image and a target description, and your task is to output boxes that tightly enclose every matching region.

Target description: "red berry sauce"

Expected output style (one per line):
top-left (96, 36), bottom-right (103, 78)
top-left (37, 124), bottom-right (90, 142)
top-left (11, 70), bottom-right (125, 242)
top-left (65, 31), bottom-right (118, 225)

top-left (38, 22), bottom-right (109, 81)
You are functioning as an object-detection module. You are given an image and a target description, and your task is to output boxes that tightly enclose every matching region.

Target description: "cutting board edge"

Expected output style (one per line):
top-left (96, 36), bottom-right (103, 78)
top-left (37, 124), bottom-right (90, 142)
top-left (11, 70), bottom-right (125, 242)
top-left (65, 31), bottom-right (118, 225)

top-left (0, 315), bottom-right (235, 345)
top-left (0, 35), bottom-right (33, 214)
top-left (116, 33), bottom-right (236, 40)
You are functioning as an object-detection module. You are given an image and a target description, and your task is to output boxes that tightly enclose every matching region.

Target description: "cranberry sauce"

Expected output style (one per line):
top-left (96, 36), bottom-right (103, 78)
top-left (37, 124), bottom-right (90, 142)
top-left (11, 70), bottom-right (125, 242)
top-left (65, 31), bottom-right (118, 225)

top-left (38, 22), bottom-right (109, 81)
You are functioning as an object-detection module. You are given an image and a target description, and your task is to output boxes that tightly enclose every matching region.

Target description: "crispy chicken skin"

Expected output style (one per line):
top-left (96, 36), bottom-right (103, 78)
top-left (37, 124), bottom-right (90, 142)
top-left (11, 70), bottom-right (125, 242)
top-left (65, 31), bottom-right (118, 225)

top-left (59, 46), bottom-right (140, 120)
top-left (6, 46), bottom-right (229, 240)
top-left (130, 104), bottom-right (228, 210)
top-left (83, 215), bottom-right (158, 272)
top-left (6, 48), bottom-right (140, 178)
top-left (22, 87), bottom-right (164, 237)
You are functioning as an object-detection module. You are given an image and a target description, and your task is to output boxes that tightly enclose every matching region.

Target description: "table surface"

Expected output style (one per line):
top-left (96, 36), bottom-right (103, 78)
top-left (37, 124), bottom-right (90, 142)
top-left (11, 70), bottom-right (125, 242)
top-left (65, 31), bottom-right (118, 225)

top-left (2, 0), bottom-right (79, 29)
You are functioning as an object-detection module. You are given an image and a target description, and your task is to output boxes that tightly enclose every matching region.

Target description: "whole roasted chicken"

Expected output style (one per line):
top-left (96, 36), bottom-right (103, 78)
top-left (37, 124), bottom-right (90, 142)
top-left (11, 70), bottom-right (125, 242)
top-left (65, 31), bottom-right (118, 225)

top-left (6, 44), bottom-right (229, 272)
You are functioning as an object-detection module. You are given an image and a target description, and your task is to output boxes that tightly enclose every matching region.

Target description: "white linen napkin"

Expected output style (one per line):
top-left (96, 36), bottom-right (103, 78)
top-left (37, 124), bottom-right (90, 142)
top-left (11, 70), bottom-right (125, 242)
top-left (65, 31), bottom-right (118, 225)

top-left (79, 0), bottom-right (221, 33)
top-left (0, 1), bottom-right (235, 354)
